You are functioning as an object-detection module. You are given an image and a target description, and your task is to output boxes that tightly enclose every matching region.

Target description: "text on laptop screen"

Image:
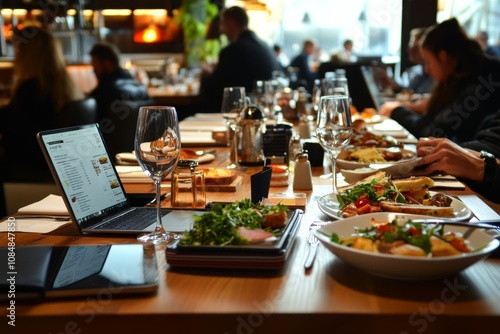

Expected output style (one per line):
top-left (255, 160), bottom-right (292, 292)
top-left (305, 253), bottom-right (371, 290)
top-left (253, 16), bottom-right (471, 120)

top-left (41, 125), bottom-right (128, 222)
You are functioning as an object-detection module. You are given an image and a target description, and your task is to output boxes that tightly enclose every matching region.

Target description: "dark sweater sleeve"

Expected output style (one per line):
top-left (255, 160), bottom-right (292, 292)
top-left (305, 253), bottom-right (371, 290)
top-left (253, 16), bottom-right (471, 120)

top-left (460, 110), bottom-right (500, 157)
top-left (390, 106), bottom-right (435, 139)
top-left (464, 163), bottom-right (500, 204)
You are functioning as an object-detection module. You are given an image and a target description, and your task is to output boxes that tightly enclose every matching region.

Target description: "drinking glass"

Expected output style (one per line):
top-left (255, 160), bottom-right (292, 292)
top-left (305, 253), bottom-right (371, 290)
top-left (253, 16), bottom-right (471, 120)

top-left (221, 86), bottom-right (249, 169)
top-left (135, 106), bottom-right (181, 244)
top-left (316, 95), bottom-right (353, 193)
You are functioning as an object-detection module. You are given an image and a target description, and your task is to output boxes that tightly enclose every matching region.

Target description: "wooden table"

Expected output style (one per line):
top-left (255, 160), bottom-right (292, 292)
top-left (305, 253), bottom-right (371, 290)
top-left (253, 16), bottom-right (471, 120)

top-left (2, 147), bottom-right (500, 333)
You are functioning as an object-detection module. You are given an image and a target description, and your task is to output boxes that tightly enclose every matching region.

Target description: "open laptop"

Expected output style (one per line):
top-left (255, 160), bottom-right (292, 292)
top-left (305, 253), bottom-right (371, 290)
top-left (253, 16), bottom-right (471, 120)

top-left (360, 65), bottom-right (385, 109)
top-left (37, 123), bottom-right (196, 235)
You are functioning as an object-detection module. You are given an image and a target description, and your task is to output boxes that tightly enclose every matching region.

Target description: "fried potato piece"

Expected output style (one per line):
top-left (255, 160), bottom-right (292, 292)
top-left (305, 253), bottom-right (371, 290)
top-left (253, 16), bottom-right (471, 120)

top-left (390, 244), bottom-right (427, 257)
top-left (430, 236), bottom-right (461, 257)
top-left (352, 238), bottom-right (376, 252)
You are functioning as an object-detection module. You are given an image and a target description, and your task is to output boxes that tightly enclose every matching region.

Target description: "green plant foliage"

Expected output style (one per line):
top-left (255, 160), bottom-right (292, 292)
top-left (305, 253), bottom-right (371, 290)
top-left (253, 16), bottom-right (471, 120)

top-left (175, 0), bottom-right (220, 68)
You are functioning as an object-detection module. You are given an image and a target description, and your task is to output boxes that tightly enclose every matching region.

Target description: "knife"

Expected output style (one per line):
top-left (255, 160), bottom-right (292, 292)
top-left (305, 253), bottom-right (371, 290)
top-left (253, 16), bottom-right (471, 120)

top-left (410, 219), bottom-right (500, 230)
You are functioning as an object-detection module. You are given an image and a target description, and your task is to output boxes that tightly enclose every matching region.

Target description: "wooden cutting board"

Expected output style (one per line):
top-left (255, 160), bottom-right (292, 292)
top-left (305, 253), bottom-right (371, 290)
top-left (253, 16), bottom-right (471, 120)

top-left (206, 175), bottom-right (243, 192)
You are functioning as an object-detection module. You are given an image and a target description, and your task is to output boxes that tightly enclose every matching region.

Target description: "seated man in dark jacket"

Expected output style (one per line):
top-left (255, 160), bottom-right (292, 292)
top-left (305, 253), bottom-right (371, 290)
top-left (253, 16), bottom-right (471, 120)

top-left (89, 42), bottom-right (154, 156)
top-left (200, 6), bottom-right (280, 112)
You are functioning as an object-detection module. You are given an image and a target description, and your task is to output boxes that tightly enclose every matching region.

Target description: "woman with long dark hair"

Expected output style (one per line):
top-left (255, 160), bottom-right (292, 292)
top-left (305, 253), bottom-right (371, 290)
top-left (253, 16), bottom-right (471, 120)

top-left (379, 18), bottom-right (500, 143)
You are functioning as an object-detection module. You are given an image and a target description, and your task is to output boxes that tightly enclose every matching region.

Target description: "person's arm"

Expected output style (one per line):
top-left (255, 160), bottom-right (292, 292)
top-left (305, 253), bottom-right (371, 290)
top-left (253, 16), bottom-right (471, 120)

top-left (417, 138), bottom-right (500, 202)
top-left (417, 138), bottom-right (484, 182)
top-left (460, 113), bottom-right (500, 157)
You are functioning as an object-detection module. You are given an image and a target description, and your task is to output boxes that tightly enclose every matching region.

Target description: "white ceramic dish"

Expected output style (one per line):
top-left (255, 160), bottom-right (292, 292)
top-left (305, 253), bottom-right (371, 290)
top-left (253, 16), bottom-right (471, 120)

top-left (317, 191), bottom-right (473, 222)
top-left (340, 168), bottom-right (380, 184)
top-left (314, 212), bottom-right (500, 280)
top-left (337, 148), bottom-right (421, 177)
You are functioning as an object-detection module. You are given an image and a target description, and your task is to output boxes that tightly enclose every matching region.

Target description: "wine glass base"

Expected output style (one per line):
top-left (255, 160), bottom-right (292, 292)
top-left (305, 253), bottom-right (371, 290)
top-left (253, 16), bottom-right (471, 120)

top-left (225, 163), bottom-right (247, 171)
top-left (137, 231), bottom-right (181, 245)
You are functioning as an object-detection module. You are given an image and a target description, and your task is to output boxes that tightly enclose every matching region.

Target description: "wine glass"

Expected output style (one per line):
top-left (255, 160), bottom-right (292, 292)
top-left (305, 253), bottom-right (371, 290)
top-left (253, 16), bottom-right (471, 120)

top-left (316, 95), bottom-right (353, 193)
top-left (221, 86), bottom-right (249, 170)
top-left (135, 106), bottom-right (181, 244)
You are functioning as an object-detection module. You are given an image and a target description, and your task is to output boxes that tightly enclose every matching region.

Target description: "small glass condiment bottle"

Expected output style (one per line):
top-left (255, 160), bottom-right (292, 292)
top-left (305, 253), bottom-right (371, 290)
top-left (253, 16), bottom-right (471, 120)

top-left (171, 159), bottom-right (206, 208)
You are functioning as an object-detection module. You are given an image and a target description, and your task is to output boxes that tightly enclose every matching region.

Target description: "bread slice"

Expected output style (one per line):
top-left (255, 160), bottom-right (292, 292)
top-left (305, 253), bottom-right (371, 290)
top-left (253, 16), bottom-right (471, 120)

top-left (338, 171), bottom-right (389, 193)
top-left (392, 176), bottom-right (435, 192)
top-left (379, 201), bottom-right (455, 217)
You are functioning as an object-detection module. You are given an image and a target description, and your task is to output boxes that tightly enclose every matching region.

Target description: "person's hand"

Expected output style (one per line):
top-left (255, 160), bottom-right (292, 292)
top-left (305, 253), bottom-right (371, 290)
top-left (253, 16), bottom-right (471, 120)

top-left (378, 101), bottom-right (403, 117)
top-left (405, 97), bottom-right (428, 114)
top-left (416, 137), bottom-right (483, 182)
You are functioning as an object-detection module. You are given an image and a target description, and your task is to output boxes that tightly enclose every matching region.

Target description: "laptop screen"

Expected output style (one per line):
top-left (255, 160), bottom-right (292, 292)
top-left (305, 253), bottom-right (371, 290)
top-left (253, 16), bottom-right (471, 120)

top-left (37, 124), bottom-right (131, 226)
top-left (360, 66), bottom-right (385, 109)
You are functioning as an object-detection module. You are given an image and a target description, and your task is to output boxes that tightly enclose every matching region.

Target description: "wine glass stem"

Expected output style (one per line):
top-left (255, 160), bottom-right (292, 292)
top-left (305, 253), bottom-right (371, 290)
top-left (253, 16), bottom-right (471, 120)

top-left (332, 157), bottom-right (338, 193)
top-left (154, 178), bottom-right (164, 232)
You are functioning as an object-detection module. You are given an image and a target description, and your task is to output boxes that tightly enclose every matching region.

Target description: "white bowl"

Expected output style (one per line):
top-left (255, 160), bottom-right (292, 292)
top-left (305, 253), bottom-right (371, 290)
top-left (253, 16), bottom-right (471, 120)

top-left (340, 167), bottom-right (379, 184)
top-left (314, 212), bottom-right (499, 280)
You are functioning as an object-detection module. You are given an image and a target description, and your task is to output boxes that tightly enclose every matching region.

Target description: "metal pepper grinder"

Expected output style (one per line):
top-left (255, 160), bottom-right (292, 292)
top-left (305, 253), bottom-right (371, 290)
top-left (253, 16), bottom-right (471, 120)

top-left (237, 105), bottom-right (266, 166)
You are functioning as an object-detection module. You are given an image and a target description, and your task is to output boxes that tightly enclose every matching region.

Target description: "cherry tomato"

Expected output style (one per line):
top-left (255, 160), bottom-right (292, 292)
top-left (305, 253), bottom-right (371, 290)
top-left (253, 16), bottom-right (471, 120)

top-left (355, 197), bottom-right (370, 208)
top-left (408, 226), bottom-right (419, 236)
top-left (450, 237), bottom-right (471, 253)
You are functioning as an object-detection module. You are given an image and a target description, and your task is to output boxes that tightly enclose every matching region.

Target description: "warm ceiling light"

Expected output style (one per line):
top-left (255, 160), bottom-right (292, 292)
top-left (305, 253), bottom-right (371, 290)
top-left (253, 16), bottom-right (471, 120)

top-left (101, 9), bottom-right (132, 16)
top-left (67, 9), bottom-right (77, 16)
top-left (83, 10), bottom-right (94, 16)
top-left (141, 25), bottom-right (160, 43)
top-left (0, 9), bottom-right (13, 16)
top-left (133, 9), bottom-right (167, 16)
top-left (13, 9), bottom-right (28, 16)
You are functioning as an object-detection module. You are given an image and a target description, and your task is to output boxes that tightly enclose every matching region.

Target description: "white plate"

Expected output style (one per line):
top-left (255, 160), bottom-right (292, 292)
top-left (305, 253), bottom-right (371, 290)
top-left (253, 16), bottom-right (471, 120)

top-left (317, 191), bottom-right (473, 222)
top-left (337, 148), bottom-right (421, 177)
top-left (314, 212), bottom-right (500, 280)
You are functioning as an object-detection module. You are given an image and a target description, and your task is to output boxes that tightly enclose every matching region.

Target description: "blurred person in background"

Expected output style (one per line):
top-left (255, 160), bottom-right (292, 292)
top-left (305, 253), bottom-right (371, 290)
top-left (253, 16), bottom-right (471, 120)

top-left (0, 27), bottom-right (84, 182)
top-left (273, 44), bottom-right (290, 70)
top-left (379, 18), bottom-right (500, 143)
top-left (290, 39), bottom-right (318, 93)
top-left (330, 39), bottom-right (357, 63)
top-left (200, 6), bottom-right (279, 112)
top-left (377, 27), bottom-right (435, 96)
top-left (475, 31), bottom-right (500, 57)
top-left (89, 42), bottom-right (151, 121)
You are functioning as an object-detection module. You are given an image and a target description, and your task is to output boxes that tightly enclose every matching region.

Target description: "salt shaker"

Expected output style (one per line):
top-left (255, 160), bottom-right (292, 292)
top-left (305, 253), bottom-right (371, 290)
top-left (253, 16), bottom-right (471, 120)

top-left (293, 150), bottom-right (313, 190)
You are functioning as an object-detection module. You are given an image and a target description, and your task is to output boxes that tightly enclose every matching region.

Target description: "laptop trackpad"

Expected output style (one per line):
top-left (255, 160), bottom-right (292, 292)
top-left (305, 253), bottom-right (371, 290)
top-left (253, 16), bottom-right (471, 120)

top-left (162, 210), bottom-right (200, 232)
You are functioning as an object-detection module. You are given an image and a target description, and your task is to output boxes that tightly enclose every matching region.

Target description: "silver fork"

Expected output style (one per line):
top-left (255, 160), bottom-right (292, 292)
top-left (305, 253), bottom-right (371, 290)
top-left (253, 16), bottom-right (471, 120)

top-left (304, 221), bottom-right (330, 270)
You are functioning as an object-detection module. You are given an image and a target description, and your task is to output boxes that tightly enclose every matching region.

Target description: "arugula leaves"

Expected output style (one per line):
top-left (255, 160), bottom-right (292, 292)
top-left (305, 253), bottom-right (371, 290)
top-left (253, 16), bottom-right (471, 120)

top-left (336, 179), bottom-right (406, 209)
top-left (179, 199), bottom-right (288, 246)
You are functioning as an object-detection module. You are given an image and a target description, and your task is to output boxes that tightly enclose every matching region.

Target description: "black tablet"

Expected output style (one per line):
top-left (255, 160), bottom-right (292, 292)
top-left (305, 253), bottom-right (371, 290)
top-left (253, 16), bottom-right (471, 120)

top-left (1, 244), bottom-right (158, 300)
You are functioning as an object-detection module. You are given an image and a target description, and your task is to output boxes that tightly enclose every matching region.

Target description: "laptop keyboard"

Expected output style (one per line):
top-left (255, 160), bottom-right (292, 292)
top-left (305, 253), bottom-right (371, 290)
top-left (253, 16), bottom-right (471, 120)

top-left (95, 209), bottom-right (167, 231)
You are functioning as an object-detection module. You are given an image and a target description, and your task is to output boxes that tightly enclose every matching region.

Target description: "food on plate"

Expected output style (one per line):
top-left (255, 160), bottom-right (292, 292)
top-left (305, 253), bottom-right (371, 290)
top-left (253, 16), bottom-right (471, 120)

top-left (179, 199), bottom-right (288, 246)
top-left (203, 168), bottom-right (237, 185)
top-left (378, 202), bottom-right (455, 217)
top-left (336, 172), bottom-right (453, 218)
top-left (341, 147), bottom-right (413, 163)
top-left (350, 131), bottom-right (400, 148)
top-left (329, 217), bottom-right (472, 257)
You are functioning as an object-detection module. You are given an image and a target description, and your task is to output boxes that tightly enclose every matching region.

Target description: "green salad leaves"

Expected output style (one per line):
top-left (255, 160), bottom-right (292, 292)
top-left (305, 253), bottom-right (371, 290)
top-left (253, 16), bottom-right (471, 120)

top-left (336, 179), bottom-right (406, 209)
top-left (179, 199), bottom-right (288, 246)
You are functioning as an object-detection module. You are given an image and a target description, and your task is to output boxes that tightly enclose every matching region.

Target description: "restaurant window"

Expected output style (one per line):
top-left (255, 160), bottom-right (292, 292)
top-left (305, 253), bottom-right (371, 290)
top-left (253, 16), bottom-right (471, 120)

top-left (227, 0), bottom-right (403, 62)
top-left (438, 0), bottom-right (500, 47)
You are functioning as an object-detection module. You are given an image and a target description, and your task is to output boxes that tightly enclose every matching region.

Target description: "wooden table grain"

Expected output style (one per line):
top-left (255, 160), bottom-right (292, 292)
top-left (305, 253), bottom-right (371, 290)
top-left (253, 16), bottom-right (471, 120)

top-left (2, 147), bottom-right (500, 334)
